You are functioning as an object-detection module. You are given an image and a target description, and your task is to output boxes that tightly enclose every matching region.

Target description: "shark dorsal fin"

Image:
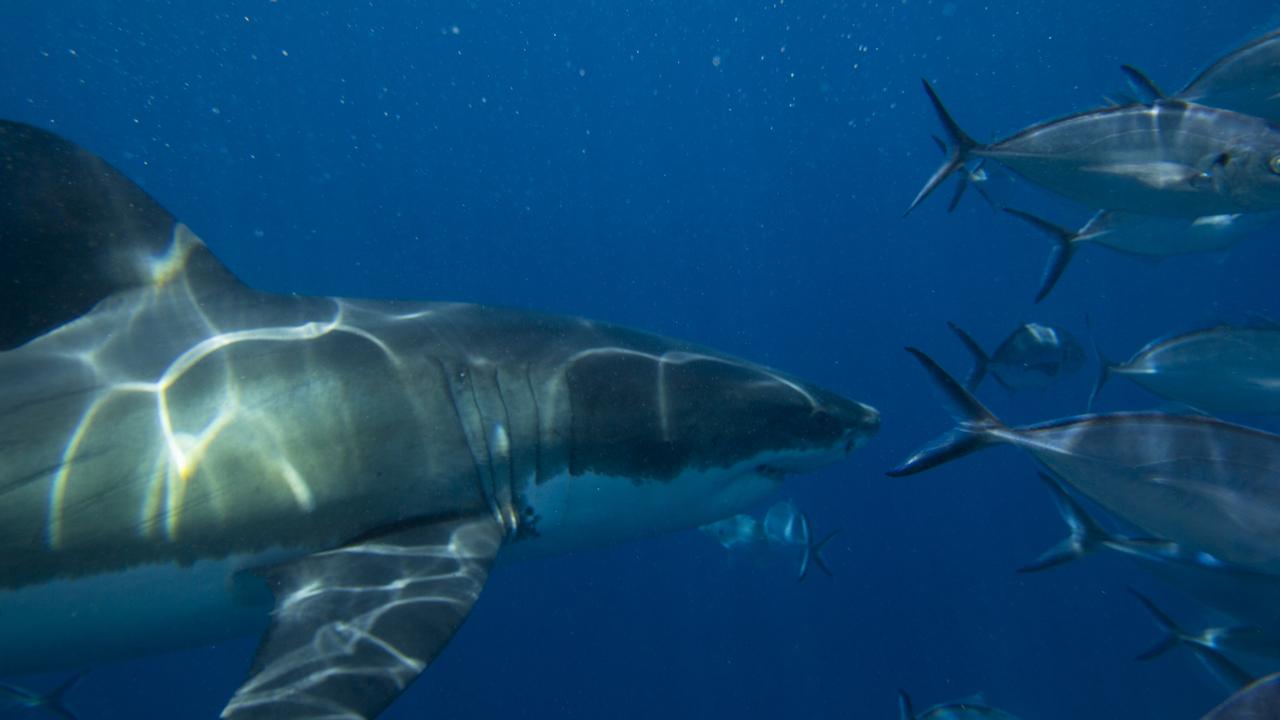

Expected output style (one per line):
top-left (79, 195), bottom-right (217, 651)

top-left (0, 120), bottom-right (244, 350)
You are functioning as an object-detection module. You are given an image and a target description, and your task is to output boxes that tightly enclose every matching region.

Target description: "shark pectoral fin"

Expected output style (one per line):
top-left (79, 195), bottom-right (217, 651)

top-left (221, 515), bottom-right (504, 720)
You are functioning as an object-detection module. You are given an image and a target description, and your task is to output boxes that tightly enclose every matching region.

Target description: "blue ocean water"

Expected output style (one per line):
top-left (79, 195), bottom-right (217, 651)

top-left (4, 2), bottom-right (1280, 718)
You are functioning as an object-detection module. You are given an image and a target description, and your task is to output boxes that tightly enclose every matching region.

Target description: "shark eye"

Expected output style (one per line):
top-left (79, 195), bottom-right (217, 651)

top-left (1270, 155), bottom-right (1280, 175)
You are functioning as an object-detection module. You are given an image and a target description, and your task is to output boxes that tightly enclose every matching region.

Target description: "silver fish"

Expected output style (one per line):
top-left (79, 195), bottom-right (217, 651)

top-left (1003, 207), bottom-right (1273, 302)
top-left (1091, 323), bottom-right (1280, 415)
top-left (1025, 472), bottom-right (1280, 655)
top-left (898, 690), bottom-right (1021, 720)
top-left (947, 321), bottom-right (1084, 391)
top-left (1124, 29), bottom-right (1280, 123)
top-left (1129, 589), bottom-right (1256, 693)
top-left (0, 672), bottom-right (83, 719)
top-left (890, 348), bottom-right (1280, 572)
top-left (908, 80), bottom-right (1280, 218)
top-left (1202, 671), bottom-right (1280, 720)
top-left (702, 501), bottom-right (836, 581)
top-left (700, 514), bottom-right (765, 550)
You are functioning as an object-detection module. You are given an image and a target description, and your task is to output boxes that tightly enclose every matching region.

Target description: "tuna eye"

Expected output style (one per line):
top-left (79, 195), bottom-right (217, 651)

top-left (1270, 155), bottom-right (1280, 175)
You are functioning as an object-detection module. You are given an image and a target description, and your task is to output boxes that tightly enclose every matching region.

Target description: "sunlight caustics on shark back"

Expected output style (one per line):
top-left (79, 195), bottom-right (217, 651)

top-left (0, 118), bottom-right (879, 718)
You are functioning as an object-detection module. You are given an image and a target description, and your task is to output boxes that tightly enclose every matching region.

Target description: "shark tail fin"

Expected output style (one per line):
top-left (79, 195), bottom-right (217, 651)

top-left (1019, 473), bottom-right (1112, 573)
top-left (887, 348), bottom-right (1006, 477)
top-left (945, 321), bottom-right (991, 391)
top-left (797, 514), bottom-right (837, 582)
top-left (906, 80), bottom-right (980, 216)
top-left (898, 690), bottom-right (917, 720)
top-left (1085, 314), bottom-right (1116, 412)
top-left (1001, 207), bottom-right (1079, 303)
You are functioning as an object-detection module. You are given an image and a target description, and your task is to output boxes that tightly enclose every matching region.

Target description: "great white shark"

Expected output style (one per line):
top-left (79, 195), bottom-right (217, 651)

top-left (0, 119), bottom-right (880, 718)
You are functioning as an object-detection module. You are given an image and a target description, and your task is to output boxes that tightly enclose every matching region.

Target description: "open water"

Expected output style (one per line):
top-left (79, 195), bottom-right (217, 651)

top-left (4, 2), bottom-right (1280, 718)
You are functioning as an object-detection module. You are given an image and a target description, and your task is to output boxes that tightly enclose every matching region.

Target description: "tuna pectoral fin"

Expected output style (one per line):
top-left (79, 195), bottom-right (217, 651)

top-left (222, 515), bottom-right (504, 720)
top-left (906, 79), bottom-right (980, 216)
top-left (945, 321), bottom-right (990, 391)
top-left (1001, 208), bottom-right (1079, 303)
top-left (1084, 161), bottom-right (1202, 189)
top-left (1018, 473), bottom-right (1111, 573)
top-left (886, 348), bottom-right (1005, 477)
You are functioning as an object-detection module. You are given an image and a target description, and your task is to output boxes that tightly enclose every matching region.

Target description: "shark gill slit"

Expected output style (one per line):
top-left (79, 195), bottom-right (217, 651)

top-left (523, 365), bottom-right (545, 487)
top-left (432, 356), bottom-right (492, 528)
top-left (488, 366), bottom-right (519, 534)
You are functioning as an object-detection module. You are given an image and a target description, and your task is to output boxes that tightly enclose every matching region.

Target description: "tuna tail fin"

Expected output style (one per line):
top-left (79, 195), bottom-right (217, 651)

top-left (931, 134), bottom-right (970, 213)
top-left (947, 171), bottom-right (969, 213)
top-left (1001, 207), bottom-right (1079, 303)
top-left (898, 690), bottom-right (917, 720)
top-left (1120, 64), bottom-right (1168, 102)
top-left (44, 672), bottom-right (85, 720)
top-left (945, 321), bottom-right (991, 391)
top-left (1019, 473), bottom-right (1113, 573)
top-left (886, 348), bottom-right (1005, 477)
top-left (1085, 314), bottom-right (1116, 411)
top-left (0, 672), bottom-right (88, 720)
top-left (1130, 589), bottom-right (1254, 692)
top-left (797, 513), bottom-right (837, 582)
top-left (906, 79), bottom-right (980, 216)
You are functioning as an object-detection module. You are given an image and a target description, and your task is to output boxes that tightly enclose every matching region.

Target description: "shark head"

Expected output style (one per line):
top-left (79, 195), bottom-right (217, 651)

top-left (0, 117), bottom-right (881, 716)
top-left (506, 343), bottom-right (880, 556)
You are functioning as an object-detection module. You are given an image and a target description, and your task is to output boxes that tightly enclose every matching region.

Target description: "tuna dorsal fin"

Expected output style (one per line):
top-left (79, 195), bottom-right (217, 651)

top-left (1120, 64), bottom-right (1168, 102)
top-left (0, 120), bottom-right (244, 351)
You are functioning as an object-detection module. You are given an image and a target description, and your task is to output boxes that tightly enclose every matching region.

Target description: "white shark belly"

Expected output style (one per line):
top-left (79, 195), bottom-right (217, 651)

top-left (502, 455), bottom-right (784, 562)
top-left (0, 551), bottom-right (293, 675)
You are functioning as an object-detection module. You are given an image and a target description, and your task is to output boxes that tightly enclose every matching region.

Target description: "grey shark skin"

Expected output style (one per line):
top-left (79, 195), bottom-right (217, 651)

top-left (888, 348), bottom-right (1280, 574)
top-left (908, 80), bottom-right (1280, 218)
top-left (1091, 323), bottom-right (1280, 415)
top-left (0, 120), bottom-right (880, 718)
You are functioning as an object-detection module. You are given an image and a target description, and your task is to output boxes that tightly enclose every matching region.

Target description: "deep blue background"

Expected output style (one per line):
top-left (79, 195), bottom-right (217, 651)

top-left (4, 2), bottom-right (1280, 718)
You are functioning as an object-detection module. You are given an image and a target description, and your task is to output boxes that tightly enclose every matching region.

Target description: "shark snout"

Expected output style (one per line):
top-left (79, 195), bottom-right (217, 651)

top-left (829, 398), bottom-right (881, 454)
